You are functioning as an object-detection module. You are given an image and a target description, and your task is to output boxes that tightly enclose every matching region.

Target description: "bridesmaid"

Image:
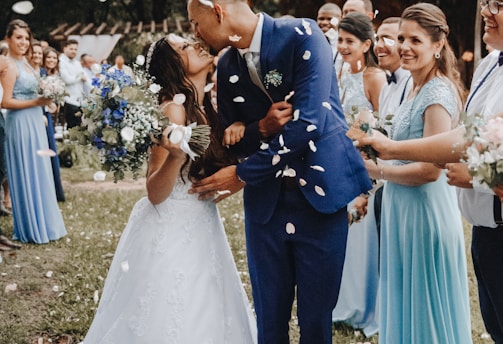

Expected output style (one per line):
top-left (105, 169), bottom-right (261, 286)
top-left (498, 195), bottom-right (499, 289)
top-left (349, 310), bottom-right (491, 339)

top-left (1, 19), bottom-right (66, 244)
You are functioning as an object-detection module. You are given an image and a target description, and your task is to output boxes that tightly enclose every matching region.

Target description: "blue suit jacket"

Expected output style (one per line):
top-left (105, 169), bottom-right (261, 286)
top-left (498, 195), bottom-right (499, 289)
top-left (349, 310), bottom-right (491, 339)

top-left (217, 14), bottom-right (372, 224)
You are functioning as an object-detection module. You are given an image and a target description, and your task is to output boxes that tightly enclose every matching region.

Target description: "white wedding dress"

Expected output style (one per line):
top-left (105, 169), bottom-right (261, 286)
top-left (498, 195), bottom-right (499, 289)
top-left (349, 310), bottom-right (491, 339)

top-left (83, 174), bottom-right (257, 344)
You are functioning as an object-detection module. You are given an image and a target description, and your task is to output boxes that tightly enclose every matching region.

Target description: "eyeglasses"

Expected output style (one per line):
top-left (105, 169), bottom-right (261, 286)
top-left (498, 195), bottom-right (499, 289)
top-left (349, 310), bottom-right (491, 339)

top-left (480, 0), bottom-right (503, 14)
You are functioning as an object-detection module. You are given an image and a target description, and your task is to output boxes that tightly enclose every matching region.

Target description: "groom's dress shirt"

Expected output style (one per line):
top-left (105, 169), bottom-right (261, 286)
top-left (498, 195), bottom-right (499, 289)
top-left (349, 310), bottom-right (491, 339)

top-left (458, 50), bottom-right (503, 228)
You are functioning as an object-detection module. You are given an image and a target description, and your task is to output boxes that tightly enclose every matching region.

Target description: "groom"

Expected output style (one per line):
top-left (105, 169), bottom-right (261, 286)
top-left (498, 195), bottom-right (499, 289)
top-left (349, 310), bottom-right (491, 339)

top-left (187, 1), bottom-right (371, 342)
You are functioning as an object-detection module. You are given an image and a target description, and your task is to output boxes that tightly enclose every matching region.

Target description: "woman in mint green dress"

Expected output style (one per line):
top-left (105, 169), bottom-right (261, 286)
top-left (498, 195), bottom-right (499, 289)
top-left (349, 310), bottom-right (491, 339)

top-left (364, 4), bottom-right (472, 343)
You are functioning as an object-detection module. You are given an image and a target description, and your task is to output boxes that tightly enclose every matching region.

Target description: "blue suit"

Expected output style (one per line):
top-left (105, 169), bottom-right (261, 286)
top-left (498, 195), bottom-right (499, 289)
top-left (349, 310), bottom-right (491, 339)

top-left (217, 14), bottom-right (372, 343)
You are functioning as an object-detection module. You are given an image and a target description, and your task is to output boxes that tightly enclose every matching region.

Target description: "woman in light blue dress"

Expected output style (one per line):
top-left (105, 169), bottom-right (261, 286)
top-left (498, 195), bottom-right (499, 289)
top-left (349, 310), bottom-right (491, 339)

top-left (332, 12), bottom-right (385, 336)
top-left (1, 19), bottom-right (66, 244)
top-left (364, 4), bottom-right (471, 343)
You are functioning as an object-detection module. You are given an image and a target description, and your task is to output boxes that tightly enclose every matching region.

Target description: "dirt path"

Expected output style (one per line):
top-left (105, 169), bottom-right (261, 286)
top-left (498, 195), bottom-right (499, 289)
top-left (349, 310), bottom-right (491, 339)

top-left (62, 177), bottom-right (147, 191)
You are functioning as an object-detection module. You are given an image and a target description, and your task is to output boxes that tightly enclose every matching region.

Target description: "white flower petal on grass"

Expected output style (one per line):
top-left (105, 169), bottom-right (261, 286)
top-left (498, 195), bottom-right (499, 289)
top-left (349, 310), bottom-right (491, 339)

top-left (286, 222), bottom-right (296, 234)
top-left (283, 168), bottom-right (296, 177)
top-left (272, 155), bottom-right (281, 166)
top-left (173, 93), bottom-right (186, 105)
top-left (260, 142), bottom-right (269, 150)
top-left (93, 290), bottom-right (100, 304)
top-left (295, 27), bottom-right (304, 35)
top-left (309, 140), bottom-right (317, 152)
top-left (135, 55), bottom-right (145, 66)
top-left (322, 102), bottom-right (331, 110)
top-left (120, 126), bottom-right (135, 142)
top-left (299, 178), bottom-right (307, 186)
top-left (302, 50), bottom-right (311, 60)
top-left (37, 149), bottom-right (56, 157)
top-left (149, 83), bottom-right (161, 94)
top-left (311, 165), bottom-right (325, 172)
top-left (52, 285), bottom-right (59, 292)
top-left (302, 19), bottom-right (312, 35)
top-left (121, 261), bottom-right (129, 272)
top-left (306, 124), bottom-right (317, 132)
top-left (198, 0), bottom-right (214, 8)
top-left (5, 283), bottom-right (17, 293)
top-left (229, 75), bottom-right (239, 83)
top-left (383, 37), bottom-right (395, 46)
top-left (315, 185), bottom-right (326, 196)
top-left (233, 96), bottom-right (245, 103)
top-left (45, 271), bottom-right (53, 278)
top-left (204, 83), bottom-right (214, 93)
top-left (229, 35), bottom-right (242, 42)
top-left (481, 333), bottom-right (491, 339)
top-left (293, 109), bottom-right (300, 121)
top-left (279, 134), bottom-right (285, 147)
top-left (93, 171), bottom-right (106, 181)
top-left (330, 17), bottom-right (339, 27)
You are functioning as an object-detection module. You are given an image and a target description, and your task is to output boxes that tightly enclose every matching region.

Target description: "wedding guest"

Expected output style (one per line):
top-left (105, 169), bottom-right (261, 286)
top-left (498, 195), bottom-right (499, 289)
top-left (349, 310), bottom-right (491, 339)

top-left (108, 55), bottom-right (133, 77)
top-left (83, 33), bottom-right (256, 343)
top-left (316, 3), bottom-right (346, 80)
top-left (41, 46), bottom-right (65, 202)
top-left (59, 39), bottom-right (89, 128)
top-left (187, 1), bottom-right (372, 343)
top-left (332, 11), bottom-right (385, 336)
top-left (1, 19), bottom-right (66, 244)
top-left (0, 228), bottom-right (22, 251)
top-left (342, 0), bottom-right (375, 20)
top-left (28, 40), bottom-right (43, 74)
top-left (362, 4), bottom-right (471, 343)
top-left (80, 53), bottom-right (97, 96)
top-left (0, 46), bottom-right (11, 215)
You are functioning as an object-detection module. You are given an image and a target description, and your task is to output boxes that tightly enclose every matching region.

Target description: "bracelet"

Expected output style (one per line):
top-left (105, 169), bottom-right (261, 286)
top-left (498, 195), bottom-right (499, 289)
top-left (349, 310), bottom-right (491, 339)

top-left (379, 166), bottom-right (385, 180)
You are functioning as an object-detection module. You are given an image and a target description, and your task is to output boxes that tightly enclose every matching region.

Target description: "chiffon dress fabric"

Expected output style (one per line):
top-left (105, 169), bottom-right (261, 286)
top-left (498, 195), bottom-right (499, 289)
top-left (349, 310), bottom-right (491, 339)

top-left (332, 68), bottom-right (379, 336)
top-left (379, 77), bottom-right (472, 343)
top-left (84, 174), bottom-right (257, 344)
top-left (5, 59), bottom-right (66, 243)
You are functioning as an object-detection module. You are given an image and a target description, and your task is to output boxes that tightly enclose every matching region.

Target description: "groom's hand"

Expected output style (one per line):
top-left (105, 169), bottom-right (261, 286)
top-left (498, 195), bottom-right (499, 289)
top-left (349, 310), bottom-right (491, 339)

top-left (189, 165), bottom-right (245, 202)
top-left (258, 101), bottom-right (293, 138)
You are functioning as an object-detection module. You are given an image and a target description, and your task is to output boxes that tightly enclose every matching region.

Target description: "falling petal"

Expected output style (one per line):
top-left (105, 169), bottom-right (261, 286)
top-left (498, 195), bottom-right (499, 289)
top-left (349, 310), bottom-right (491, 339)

top-left (315, 185), bottom-right (326, 196)
top-left (283, 168), bottom-right (296, 177)
top-left (93, 171), bottom-right (106, 181)
top-left (299, 178), bottom-right (307, 186)
top-left (260, 142), bottom-right (269, 150)
top-left (278, 147), bottom-right (291, 154)
top-left (284, 90), bottom-right (295, 102)
top-left (357, 60), bottom-right (362, 71)
top-left (302, 19), bottom-right (312, 35)
top-left (93, 290), bottom-right (99, 304)
top-left (306, 124), bottom-right (317, 132)
top-left (204, 83), bottom-right (214, 93)
top-left (374, 9), bottom-right (379, 18)
top-left (229, 75), bottom-right (239, 83)
top-left (37, 149), bottom-right (56, 157)
top-left (286, 222), bottom-right (296, 234)
top-left (295, 27), bottom-right (304, 35)
top-left (330, 17), bottom-right (339, 27)
top-left (322, 102), bottom-right (331, 110)
top-left (229, 34), bottom-right (242, 42)
top-left (233, 96), bottom-right (245, 103)
top-left (198, 0), bottom-right (214, 8)
top-left (279, 134), bottom-right (284, 147)
top-left (383, 37), bottom-right (395, 47)
top-left (302, 50), bottom-right (311, 60)
top-left (276, 170), bottom-right (283, 178)
top-left (216, 190), bottom-right (231, 196)
top-left (325, 28), bottom-right (337, 40)
top-left (481, 333), bottom-right (491, 339)
top-left (309, 140), bottom-right (317, 152)
top-left (293, 109), bottom-right (300, 121)
top-left (311, 165), bottom-right (325, 172)
top-left (272, 155), bottom-right (281, 165)
top-left (173, 93), bottom-right (186, 105)
top-left (121, 261), bottom-right (129, 272)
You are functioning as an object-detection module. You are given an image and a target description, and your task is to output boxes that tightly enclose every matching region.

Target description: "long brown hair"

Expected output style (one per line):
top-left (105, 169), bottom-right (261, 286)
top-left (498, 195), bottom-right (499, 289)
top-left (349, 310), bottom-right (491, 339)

top-left (43, 46), bottom-right (60, 75)
top-left (145, 38), bottom-right (235, 180)
top-left (5, 19), bottom-right (32, 56)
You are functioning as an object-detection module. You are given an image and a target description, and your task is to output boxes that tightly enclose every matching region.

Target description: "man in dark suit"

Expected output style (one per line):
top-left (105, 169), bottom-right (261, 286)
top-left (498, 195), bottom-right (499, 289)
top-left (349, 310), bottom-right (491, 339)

top-left (188, 1), bottom-right (372, 342)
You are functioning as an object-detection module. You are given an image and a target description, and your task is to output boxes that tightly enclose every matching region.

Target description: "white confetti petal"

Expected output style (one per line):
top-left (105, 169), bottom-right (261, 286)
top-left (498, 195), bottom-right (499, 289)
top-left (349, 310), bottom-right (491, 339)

top-left (357, 60), bottom-right (362, 71)
top-left (290, 110), bottom-right (299, 123)
top-left (229, 75), bottom-right (239, 83)
top-left (52, 285), bottom-right (59, 292)
top-left (198, 0), bottom-right (214, 8)
top-left (383, 37), bottom-right (395, 47)
top-left (302, 19), bottom-right (312, 35)
top-left (93, 171), bottom-right (106, 181)
top-left (216, 190), bottom-right (231, 196)
top-left (279, 134), bottom-right (284, 147)
top-left (204, 82), bottom-right (214, 93)
top-left (310, 165), bottom-right (325, 172)
top-left (315, 185), bottom-right (326, 196)
top-left (299, 178), bottom-right (307, 186)
top-left (283, 168), bottom-right (296, 177)
top-left (286, 222), bottom-right (296, 234)
top-left (284, 91), bottom-right (295, 102)
top-left (260, 142), bottom-right (269, 150)
top-left (309, 140), bottom-right (317, 152)
top-left (325, 28), bottom-right (337, 40)
top-left (45, 271), bottom-right (53, 278)
top-left (278, 147), bottom-right (291, 154)
top-left (229, 34), bottom-right (242, 42)
top-left (37, 149), bottom-right (56, 157)
top-left (5, 283), bottom-right (17, 293)
top-left (233, 96), bottom-right (245, 103)
top-left (306, 124), bottom-right (317, 132)
top-left (295, 27), bottom-right (304, 35)
top-left (322, 102), bottom-right (331, 110)
top-left (330, 17), bottom-right (339, 27)
top-left (272, 155), bottom-right (281, 165)
top-left (276, 170), bottom-right (283, 178)
top-left (302, 50), bottom-right (311, 60)
top-left (121, 261), bottom-right (129, 272)
top-left (93, 290), bottom-right (99, 304)
top-left (173, 93), bottom-right (186, 105)
top-left (481, 333), bottom-right (491, 339)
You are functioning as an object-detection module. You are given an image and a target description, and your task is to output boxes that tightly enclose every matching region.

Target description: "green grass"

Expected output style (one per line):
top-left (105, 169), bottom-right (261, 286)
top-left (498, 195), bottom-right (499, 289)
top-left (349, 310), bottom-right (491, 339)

top-left (0, 164), bottom-right (492, 344)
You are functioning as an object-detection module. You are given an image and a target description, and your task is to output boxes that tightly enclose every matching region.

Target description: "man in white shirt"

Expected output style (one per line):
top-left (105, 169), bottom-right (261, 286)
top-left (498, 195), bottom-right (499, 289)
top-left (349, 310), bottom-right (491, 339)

top-left (59, 39), bottom-right (90, 128)
top-left (108, 55), bottom-right (133, 77)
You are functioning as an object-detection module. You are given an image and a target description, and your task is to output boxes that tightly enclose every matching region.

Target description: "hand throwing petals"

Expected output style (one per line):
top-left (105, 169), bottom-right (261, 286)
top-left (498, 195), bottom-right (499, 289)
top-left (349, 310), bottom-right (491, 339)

top-left (306, 124), bottom-right (317, 132)
top-left (310, 165), bottom-right (325, 172)
top-left (173, 93), bottom-right (186, 105)
top-left (229, 75), bottom-right (239, 83)
top-left (314, 185), bottom-right (326, 196)
top-left (302, 50), bottom-right (311, 60)
top-left (233, 96), bottom-right (245, 103)
top-left (286, 222), bottom-right (296, 234)
top-left (272, 154), bottom-right (281, 165)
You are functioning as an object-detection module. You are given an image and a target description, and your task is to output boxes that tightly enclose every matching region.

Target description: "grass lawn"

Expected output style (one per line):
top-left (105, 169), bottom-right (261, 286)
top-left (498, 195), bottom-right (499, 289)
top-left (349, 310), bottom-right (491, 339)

top-left (0, 162), bottom-right (493, 344)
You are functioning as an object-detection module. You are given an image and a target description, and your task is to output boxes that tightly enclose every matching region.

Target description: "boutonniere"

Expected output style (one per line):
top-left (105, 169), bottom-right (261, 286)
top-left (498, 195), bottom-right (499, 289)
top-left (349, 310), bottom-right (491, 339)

top-left (264, 69), bottom-right (283, 89)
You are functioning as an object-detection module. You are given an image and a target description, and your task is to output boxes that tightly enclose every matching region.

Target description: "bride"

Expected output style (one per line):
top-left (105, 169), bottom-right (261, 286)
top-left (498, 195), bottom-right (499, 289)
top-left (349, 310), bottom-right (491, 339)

top-left (83, 34), bottom-right (257, 343)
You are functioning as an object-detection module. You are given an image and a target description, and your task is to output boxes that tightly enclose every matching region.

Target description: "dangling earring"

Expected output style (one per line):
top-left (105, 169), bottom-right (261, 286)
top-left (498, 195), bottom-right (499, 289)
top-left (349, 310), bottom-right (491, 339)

top-left (435, 51), bottom-right (441, 59)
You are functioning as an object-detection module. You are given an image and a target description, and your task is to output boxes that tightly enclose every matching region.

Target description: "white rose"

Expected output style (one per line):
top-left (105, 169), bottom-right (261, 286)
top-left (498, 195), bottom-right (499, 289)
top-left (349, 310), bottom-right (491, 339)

top-left (120, 126), bottom-right (135, 142)
top-left (149, 83), bottom-right (161, 94)
top-left (135, 55), bottom-right (145, 66)
top-left (91, 63), bottom-right (102, 75)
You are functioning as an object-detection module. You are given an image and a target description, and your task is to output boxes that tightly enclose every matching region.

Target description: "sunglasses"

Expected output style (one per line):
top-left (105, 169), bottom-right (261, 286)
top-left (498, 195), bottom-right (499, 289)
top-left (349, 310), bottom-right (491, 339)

top-left (480, 0), bottom-right (503, 14)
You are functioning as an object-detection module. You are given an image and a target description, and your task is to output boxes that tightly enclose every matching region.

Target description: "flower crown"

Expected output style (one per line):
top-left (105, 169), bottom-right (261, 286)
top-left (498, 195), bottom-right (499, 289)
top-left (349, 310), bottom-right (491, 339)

top-left (145, 40), bottom-right (157, 73)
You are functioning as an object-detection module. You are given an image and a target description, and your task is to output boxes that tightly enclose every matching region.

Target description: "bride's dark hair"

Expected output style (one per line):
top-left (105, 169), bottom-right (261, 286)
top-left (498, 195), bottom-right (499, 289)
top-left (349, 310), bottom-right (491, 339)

top-left (144, 38), bottom-right (236, 180)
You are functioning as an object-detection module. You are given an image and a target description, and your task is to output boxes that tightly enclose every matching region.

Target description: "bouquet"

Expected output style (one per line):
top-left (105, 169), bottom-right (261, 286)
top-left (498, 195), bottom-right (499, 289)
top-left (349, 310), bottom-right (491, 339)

top-left (463, 113), bottom-right (503, 188)
top-left (38, 75), bottom-right (68, 103)
top-left (345, 107), bottom-right (382, 163)
top-left (69, 63), bottom-right (211, 182)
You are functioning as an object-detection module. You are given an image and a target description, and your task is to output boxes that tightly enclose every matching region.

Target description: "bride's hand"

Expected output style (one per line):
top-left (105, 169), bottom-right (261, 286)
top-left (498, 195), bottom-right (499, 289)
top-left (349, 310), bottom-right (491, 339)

top-left (151, 126), bottom-right (186, 160)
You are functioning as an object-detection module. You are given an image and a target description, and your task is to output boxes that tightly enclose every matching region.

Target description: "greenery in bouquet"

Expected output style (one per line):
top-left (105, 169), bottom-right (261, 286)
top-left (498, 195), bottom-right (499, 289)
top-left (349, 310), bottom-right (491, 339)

top-left (462, 112), bottom-right (503, 188)
top-left (69, 63), bottom-right (210, 182)
top-left (38, 75), bottom-right (68, 103)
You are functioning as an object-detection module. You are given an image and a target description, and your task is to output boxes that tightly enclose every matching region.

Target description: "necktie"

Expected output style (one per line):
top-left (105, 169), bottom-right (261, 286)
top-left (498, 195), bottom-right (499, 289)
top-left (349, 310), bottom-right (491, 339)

top-left (499, 51), bottom-right (503, 66)
top-left (386, 72), bottom-right (396, 84)
top-left (244, 51), bottom-right (263, 89)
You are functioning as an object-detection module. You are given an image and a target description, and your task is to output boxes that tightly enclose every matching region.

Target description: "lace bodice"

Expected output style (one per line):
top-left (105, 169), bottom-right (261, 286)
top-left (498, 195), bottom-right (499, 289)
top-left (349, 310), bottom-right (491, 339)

top-left (11, 58), bottom-right (38, 101)
top-left (340, 69), bottom-right (373, 116)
